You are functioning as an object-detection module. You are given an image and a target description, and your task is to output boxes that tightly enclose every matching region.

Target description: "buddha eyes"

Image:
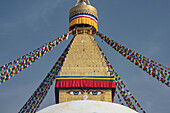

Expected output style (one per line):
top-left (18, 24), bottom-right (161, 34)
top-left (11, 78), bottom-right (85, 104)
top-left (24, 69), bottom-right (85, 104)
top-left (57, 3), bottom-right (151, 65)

top-left (67, 91), bottom-right (83, 95)
top-left (88, 91), bottom-right (103, 95)
top-left (67, 90), bottom-right (103, 95)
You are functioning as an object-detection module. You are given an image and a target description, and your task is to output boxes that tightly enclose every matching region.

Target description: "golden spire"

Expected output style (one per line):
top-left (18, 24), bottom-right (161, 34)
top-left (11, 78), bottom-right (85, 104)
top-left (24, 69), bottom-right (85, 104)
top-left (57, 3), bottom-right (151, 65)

top-left (55, 0), bottom-right (116, 104)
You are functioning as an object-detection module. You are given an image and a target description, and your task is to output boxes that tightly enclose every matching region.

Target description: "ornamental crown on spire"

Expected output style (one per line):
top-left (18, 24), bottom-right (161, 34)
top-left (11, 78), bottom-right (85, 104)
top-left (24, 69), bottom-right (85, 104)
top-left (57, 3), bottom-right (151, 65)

top-left (76, 0), bottom-right (91, 6)
top-left (69, 0), bottom-right (98, 31)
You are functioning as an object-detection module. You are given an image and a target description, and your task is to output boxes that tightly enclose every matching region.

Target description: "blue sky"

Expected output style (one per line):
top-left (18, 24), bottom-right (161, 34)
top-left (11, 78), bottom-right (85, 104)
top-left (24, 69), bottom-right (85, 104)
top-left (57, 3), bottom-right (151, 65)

top-left (0, 0), bottom-right (170, 113)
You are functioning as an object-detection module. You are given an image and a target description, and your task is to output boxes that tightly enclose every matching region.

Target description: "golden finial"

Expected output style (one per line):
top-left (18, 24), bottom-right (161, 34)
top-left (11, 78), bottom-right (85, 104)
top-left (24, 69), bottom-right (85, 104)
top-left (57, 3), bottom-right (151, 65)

top-left (81, 0), bottom-right (86, 2)
top-left (75, 0), bottom-right (91, 6)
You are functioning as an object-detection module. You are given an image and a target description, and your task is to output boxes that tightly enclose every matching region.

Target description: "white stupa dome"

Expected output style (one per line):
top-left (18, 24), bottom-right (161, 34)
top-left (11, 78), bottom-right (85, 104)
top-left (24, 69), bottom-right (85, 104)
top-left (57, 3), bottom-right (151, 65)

top-left (37, 100), bottom-right (138, 113)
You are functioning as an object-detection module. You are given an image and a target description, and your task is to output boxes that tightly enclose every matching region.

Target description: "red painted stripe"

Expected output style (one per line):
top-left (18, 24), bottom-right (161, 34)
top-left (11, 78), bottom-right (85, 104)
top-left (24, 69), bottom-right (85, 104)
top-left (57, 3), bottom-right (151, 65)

top-left (55, 80), bottom-right (116, 88)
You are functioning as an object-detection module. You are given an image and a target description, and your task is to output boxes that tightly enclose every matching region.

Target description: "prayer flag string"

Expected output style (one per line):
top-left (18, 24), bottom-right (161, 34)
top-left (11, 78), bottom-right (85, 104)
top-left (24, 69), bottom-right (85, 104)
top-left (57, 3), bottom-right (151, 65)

top-left (0, 29), bottom-right (75, 85)
top-left (93, 29), bottom-right (170, 87)
top-left (0, 31), bottom-right (72, 72)
top-left (19, 35), bottom-right (75, 113)
top-left (95, 41), bottom-right (145, 113)
top-left (115, 91), bottom-right (124, 105)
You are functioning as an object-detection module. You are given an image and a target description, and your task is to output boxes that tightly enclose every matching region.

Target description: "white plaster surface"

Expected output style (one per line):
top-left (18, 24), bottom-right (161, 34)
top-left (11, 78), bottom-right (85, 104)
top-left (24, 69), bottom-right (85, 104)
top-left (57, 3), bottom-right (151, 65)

top-left (37, 100), bottom-right (138, 113)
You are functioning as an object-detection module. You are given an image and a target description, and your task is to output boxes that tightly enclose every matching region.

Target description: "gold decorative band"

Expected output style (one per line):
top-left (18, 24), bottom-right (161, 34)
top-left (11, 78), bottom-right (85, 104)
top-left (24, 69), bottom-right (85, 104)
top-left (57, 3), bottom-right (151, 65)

top-left (69, 17), bottom-right (98, 31)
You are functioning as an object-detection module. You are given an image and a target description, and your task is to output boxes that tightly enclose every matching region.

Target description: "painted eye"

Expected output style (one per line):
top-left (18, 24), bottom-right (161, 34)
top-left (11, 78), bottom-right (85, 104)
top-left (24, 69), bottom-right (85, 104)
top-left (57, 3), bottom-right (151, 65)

top-left (67, 91), bottom-right (83, 95)
top-left (88, 91), bottom-right (103, 95)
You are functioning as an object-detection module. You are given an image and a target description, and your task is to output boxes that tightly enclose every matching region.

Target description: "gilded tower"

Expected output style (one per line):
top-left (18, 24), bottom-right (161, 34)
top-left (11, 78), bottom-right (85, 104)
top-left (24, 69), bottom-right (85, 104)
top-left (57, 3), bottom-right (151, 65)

top-left (55, 0), bottom-right (116, 103)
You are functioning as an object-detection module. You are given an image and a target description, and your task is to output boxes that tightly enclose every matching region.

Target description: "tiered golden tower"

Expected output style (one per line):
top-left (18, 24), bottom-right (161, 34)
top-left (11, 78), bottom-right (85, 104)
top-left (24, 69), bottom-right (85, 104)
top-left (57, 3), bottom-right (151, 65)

top-left (55, 0), bottom-right (116, 103)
